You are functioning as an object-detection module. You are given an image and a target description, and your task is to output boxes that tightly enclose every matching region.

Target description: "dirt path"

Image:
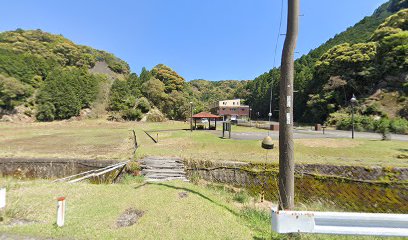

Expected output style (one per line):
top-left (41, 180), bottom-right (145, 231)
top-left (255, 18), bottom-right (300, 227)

top-left (139, 156), bottom-right (188, 182)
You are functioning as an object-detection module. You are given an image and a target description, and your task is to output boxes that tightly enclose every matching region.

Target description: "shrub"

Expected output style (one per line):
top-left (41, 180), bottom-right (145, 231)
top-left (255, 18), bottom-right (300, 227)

top-left (327, 112), bottom-right (378, 132)
top-left (136, 97), bottom-right (151, 113)
top-left (121, 108), bottom-right (142, 121)
top-left (0, 74), bottom-right (32, 110)
top-left (35, 102), bottom-right (55, 121)
top-left (390, 117), bottom-right (408, 134)
top-left (399, 105), bottom-right (408, 119)
top-left (107, 112), bottom-right (123, 122)
top-left (146, 109), bottom-right (166, 122)
top-left (375, 118), bottom-right (391, 140)
top-left (196, 125), bottom-right (205, 130)
top-left (233, 191), bottom-right (250, 204)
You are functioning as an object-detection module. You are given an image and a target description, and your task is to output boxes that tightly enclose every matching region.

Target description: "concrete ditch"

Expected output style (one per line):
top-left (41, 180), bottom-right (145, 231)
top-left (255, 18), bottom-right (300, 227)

top-left (0, 158), bottom-right (120, 179)
top-left (184, 159), bottom-right (408, 213)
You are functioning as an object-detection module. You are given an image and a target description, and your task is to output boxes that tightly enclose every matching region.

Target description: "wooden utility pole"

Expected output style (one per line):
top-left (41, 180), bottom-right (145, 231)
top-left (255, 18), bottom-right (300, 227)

top-left (279, 0), bottom-right (299, 210)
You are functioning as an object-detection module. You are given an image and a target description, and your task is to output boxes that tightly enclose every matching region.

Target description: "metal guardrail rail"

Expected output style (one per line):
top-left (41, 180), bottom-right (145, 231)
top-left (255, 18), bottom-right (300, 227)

top-left (53, 161), bottom-right (129, 183)
top-left (271, 208), bottom-right (408, 237)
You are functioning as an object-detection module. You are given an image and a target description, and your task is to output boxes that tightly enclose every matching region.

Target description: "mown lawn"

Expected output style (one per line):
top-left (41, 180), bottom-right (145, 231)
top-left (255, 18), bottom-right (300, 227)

top-left (0, 178), bottom-right (404, 240)
top-left (0, 119), bottom-right (407, 166)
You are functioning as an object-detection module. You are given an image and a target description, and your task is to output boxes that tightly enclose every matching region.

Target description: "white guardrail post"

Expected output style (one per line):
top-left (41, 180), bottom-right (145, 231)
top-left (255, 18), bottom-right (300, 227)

top-left (0, 188), bottom-right (5, 209)
top-left (271, 208), bottom-right (408, 237)
top-left (57, 197), bottom-right (66, 227)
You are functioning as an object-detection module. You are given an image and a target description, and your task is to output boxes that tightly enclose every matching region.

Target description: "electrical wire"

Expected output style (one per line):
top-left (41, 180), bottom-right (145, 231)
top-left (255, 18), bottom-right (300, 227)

top-left (268, 0), bottom-right (285, 136)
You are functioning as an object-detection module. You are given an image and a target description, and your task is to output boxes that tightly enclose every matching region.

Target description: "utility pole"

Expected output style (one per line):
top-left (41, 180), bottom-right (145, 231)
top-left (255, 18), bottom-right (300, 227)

top-left (190, 102), bottom-right (193, 132)
top-left (278, 0), bottom-right (299, 210)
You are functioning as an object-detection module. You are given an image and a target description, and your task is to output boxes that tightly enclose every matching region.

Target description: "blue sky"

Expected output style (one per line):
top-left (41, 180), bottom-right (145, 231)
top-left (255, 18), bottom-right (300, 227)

top-left (0, 0), bottom-right (387, 81)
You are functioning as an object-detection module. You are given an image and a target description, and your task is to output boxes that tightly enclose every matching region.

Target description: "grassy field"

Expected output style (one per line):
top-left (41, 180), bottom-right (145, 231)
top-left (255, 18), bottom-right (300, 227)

top-left (0, 119), bottom-right (407, 166)
top-left (0, 177), bottom-right (403, 240)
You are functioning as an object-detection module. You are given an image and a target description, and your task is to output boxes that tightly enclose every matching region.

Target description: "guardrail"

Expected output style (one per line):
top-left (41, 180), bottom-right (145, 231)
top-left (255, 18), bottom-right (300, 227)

top-left (271, 208), bottom-right (408, 237)
top-left (53, 161), bottom-right (129, 183)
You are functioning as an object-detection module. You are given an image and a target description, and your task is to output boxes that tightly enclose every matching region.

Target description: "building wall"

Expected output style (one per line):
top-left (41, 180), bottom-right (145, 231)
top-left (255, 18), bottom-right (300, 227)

top-left (218, 106), bottom-right (249, 116)
top-left (210, 99), bottom-right (249, 120)
top-left (219, 99), bottom-right (241, 107)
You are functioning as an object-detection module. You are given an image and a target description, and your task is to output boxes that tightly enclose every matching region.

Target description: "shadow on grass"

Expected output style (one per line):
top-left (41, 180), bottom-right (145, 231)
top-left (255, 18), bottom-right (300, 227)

top-left (148, 182), bottom-right (238, 216)
top-left (134, 182), bottom-right (147, 190)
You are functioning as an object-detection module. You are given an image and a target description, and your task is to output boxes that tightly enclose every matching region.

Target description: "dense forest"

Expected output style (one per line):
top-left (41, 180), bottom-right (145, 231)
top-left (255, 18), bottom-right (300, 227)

top-left (245, 0), bottom-right (408, 133)
top-left (0, 28), bottom-right (248, 122)
top-left (0, 29), bottom-right (129, 121)
top-left (0, 0), bottom-right (407, 135)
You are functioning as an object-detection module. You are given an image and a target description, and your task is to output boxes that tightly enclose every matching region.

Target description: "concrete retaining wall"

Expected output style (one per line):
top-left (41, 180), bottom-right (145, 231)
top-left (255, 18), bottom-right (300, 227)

top-left (185, 160), bottom-right (408, 213)
top-left (0, 158), bottom-right (120, 179)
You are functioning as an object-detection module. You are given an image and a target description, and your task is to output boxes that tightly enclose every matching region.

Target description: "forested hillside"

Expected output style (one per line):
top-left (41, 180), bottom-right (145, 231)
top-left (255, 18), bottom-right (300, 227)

top-left (189, 80), bottom-right (249, 112)
top-left (0, 28), bottom-right (247, 122)
top-left (0, 29), bottom-right (129, 121)
top-left (245, 0), bottom-right (407, 133)
top-left (1, 0), bottom-right (406, 130)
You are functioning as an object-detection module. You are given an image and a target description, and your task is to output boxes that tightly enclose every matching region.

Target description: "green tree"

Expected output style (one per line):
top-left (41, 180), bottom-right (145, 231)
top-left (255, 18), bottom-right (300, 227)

top-left (142, 77), bottom-right (166, 107)
top-left (0, 74), bottom-right (32, 110)
top-left (139, 67), bottom-right (151, 84)
top-left (151, 64), bottom-right (185, 93)
top-left (36, 68), bottom-right (100, 120)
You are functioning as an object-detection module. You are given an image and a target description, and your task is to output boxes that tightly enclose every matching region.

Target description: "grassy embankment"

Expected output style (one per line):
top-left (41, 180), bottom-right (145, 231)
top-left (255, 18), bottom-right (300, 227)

top-left (0, 119), bottom-right (407, 166)
top-left (0, 177), bottom-right (404, 240)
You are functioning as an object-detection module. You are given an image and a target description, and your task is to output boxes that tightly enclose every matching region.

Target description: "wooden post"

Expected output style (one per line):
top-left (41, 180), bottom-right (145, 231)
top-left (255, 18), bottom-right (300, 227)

top-left (279, 0), bottom-right (299, 210)
top-left (157, 133), bottom-right (159, 143)
top-left (190, 102), bottom-right (193, 132)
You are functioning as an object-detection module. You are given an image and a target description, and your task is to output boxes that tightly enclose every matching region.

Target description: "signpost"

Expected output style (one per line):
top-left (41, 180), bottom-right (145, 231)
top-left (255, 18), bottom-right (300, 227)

top-left (222, 122), bottom-right (231, 139)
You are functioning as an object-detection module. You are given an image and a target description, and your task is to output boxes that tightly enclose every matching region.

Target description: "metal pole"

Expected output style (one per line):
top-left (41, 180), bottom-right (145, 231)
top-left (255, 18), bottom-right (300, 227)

top-left (352, 104), bottom-right (355, 139)
top-left (278, 0), bottom-right (299, 210)
top-left (190, 102), bottom-right (193, 132)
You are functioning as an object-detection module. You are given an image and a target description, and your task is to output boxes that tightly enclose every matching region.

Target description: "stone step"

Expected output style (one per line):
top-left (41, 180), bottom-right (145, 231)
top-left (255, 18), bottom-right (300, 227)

top-left (140, 156), bottom-right (187, 182)
top-left (142, 169), bottom-right (185, 174)
top-left (144, 174), bottom-right (186, 178)
top-left (140, 164), bottom-right (184, 168)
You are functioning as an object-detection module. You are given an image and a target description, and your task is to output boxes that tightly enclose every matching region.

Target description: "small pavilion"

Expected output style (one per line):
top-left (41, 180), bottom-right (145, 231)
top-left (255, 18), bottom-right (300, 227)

top-left (192, 112), bottom-right (222, 130)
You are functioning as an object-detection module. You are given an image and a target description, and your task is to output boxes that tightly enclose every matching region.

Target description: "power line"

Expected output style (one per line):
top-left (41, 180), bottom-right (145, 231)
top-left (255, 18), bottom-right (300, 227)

top-left (268, 0), bottom-right (285, 134)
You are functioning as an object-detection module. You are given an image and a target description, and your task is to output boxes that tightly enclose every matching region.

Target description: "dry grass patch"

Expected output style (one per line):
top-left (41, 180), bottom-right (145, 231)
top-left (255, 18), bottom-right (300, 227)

top-left (296, 138), bottom-right (362, 148)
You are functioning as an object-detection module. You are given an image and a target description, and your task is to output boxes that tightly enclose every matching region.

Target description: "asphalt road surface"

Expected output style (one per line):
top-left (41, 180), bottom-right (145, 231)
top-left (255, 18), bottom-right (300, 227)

top-left (213, 128), bottom-right (408, 141)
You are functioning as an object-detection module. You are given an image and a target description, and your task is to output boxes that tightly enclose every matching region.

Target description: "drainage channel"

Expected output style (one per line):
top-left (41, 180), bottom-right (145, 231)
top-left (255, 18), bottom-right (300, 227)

top-left (0, 158), bottom-right (123, 181)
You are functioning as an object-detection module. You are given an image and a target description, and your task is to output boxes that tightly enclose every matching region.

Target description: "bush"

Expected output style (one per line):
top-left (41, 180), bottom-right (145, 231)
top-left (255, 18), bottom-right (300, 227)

top-left (233, 191), bottom-right (250, 204)
top-left (375, 118), bottom-right (391, 140)
top-left (121, 108), bottom-right (142, 121)
top-left (328, 112), bottom-right (408, 135)
top-left (0, 74), bottom-right (32, 110)
top-left (390, 117), bottom-right (408, 134)
top-left (136, 97), bottom-right (151, 113)
top-left (399, 105), bottom-right (408, 119)
top-left (35, 102), bottom-right (55, 121)
top-left (327, 112), bottom-right (377, 132)
top-left (146, 109), bottom-right (166, 122)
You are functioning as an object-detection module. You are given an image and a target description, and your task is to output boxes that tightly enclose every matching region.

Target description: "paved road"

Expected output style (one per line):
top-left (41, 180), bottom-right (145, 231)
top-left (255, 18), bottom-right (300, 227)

top-left (213, 128), bottom-right (408, 141)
